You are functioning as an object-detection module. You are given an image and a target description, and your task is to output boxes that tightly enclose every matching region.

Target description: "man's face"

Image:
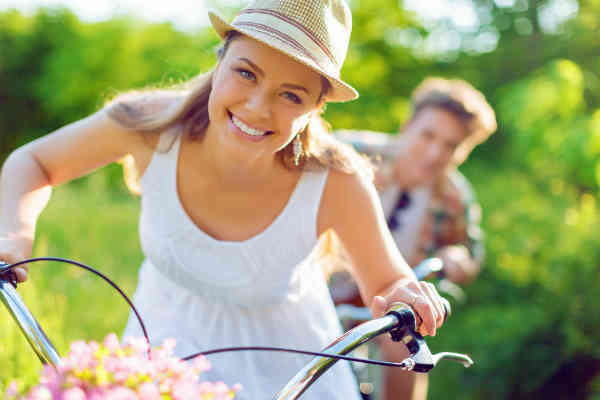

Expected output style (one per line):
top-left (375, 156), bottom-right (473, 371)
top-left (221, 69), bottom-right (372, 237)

top-left (395, 107), bottom-right (468, 187)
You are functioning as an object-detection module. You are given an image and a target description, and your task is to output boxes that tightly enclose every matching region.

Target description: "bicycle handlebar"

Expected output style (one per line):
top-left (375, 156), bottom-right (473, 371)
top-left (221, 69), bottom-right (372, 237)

top-left (275, 301), bottom-right (470, 399)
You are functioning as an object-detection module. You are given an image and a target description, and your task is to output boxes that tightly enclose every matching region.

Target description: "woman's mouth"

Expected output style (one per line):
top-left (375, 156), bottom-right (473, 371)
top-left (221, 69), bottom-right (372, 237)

top-left (229, 112), bottom-right (273, 138)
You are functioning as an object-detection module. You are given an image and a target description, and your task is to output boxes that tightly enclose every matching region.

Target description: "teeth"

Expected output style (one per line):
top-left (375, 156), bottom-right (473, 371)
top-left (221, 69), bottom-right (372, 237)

top-left (232, 115), bottom-right (267, 136)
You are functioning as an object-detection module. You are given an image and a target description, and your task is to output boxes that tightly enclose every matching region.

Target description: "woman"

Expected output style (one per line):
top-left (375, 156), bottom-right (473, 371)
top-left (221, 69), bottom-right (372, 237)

top-left (0, 1), bottom-right (446, 398)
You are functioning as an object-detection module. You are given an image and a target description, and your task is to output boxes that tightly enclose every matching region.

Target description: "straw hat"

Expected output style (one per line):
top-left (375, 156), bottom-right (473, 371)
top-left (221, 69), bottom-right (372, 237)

top-left (208, 0), bottom-right (358, 103)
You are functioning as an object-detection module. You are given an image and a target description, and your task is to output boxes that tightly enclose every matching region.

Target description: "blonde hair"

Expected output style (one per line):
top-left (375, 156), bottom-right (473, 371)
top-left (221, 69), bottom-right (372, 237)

top-left (105, 32), bottom-right (372, 192)
top-left (410, 77), bottom-right (497, 165)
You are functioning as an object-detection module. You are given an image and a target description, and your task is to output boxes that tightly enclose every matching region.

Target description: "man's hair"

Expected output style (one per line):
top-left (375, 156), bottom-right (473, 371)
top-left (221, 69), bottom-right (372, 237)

top-left (410, 77), bottom-right (497, 164)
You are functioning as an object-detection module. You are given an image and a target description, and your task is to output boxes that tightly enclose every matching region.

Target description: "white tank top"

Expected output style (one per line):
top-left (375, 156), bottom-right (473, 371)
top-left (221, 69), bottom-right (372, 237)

top-left (123, 130), bottom-right (361, 400)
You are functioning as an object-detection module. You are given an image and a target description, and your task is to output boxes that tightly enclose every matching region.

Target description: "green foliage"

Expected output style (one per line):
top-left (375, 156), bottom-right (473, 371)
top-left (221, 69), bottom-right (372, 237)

top-left (0, 7), bottom-right (219, 157)
top-left (0, 170), bottom-right (142, 391)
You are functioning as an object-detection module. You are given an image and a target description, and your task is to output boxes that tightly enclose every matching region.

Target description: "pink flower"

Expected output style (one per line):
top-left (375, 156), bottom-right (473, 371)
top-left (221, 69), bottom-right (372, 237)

top-left (63, 387), bottom-right (85, 400)
top-left (4, 381), bottom-right (19, 398)
top-left (13, 334), bottom-right (240, 399)
top-left (137, 382), bottom-right (160, 400)
top-left (192, 355), bottom-right (212, 373)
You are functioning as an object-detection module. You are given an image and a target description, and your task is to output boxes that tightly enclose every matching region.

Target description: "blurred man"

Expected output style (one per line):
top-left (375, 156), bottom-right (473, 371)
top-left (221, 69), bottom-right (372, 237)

top-left (332, 77), bottom-right (497, 399)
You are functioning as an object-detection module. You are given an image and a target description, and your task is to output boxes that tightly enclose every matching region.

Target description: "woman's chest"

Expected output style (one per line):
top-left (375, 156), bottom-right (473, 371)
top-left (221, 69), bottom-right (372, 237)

top-left (176, 169), bottom-right (300, 242)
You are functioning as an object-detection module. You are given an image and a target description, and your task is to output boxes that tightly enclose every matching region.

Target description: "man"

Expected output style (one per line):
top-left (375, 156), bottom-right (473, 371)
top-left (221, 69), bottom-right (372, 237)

top-left (331, 77), bottom-right (497, 399)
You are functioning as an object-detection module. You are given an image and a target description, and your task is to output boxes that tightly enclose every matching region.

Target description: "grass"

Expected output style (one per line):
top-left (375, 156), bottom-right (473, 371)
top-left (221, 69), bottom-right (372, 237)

top-left (0, 168), bottom-right (143, 391)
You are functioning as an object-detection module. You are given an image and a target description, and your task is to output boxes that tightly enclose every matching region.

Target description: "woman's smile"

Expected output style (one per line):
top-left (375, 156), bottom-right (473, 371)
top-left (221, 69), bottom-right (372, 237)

top-left (228, 110), bottom-right (274, 142)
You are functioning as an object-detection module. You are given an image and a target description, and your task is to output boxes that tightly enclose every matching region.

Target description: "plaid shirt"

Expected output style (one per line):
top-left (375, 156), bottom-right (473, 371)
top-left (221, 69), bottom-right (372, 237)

top-left (334, 130), bottom-right (484, 266)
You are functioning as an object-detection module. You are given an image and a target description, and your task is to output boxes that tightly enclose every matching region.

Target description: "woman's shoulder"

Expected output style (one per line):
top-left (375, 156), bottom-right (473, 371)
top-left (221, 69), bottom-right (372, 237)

top-left (324, 168), bottom-right (375, 195)
top-left (107, 90), bottom-right (184, 122)
top-left (105, 89), bottom-right (186, 148)
top-left (318, 169), bottom-right (379, 228)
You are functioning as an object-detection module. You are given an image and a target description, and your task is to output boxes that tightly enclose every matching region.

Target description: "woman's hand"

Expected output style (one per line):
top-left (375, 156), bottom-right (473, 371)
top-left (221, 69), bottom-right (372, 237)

top-left (0, 232), bottom-right (33, 282)
top-left (371, 278), bottom-right (447, 336)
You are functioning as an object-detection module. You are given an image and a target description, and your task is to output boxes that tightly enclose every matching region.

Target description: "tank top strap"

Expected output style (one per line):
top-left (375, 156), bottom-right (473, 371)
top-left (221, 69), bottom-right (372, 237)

top-left (139, 127), bottom-right (182, 190)
top-left (290, 168), bottom-right (330, 243)
top-left (156, 125), bottom-right (181, 153)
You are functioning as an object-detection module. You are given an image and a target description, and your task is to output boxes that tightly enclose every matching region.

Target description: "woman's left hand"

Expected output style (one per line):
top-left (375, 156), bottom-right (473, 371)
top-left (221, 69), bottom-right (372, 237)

top-left (371, 278), bottom-right (447, 336)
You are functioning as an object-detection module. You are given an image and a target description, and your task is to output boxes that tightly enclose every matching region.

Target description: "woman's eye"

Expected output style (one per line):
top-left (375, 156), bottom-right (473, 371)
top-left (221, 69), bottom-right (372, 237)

top-left (236, 68), bottom-right (256, 81)
top-left (282, 92), bottom-right (302, 104)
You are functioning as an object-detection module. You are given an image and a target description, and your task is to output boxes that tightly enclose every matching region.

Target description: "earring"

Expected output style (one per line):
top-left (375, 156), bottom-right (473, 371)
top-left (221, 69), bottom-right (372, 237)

top-left (293, 133), bottom-right (302, 166)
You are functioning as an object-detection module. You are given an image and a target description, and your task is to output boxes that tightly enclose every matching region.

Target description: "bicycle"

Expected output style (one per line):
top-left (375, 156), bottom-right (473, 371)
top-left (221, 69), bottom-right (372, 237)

top-left (0, 257), bottom-right (472, 399)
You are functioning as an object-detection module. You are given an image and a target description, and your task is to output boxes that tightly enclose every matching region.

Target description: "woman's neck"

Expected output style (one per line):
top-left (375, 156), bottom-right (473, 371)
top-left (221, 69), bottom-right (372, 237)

top-left (189, 126), bottom-right (286, 190)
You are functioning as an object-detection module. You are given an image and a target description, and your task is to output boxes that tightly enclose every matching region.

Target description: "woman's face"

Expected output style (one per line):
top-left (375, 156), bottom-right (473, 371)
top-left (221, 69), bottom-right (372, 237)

top-left (208, 35), bottom-right (324, 160)
top-left (394, 107), bottom-right (468, 187)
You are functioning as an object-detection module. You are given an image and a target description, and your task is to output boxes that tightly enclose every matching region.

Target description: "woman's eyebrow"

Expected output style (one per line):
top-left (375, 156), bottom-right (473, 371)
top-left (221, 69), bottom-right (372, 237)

top-left (238, 57), bottom-right (309, 94)
top-left (239, 58), bottom-right (264, 76)
top-left (282, 83), bottom-right (309, 94)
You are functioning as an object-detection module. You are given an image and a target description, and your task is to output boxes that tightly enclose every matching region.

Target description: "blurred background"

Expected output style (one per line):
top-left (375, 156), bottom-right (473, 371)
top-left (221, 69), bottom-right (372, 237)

top-left (0, 0), bottom-right (599, 398)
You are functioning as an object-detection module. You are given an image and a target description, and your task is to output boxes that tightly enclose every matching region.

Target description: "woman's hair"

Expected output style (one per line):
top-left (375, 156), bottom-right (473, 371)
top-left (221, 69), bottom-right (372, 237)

top-left (106, 31), bottom-right (372, 193)
top-left (409, 77), bottom-right (497, 165)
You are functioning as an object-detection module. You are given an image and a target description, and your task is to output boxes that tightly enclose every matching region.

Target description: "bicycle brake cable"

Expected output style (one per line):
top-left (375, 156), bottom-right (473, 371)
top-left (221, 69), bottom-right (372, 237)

top-left (1, 257), bottom-right (151, 357)
top-left (1, 257), bottom-right (412, 368)
top-left (182, 347), bottom-right (411, 368)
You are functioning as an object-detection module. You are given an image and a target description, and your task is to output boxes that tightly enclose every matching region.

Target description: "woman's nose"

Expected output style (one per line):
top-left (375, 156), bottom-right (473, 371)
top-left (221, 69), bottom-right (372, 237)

top-left (245, 89), bottom-right (272, 119)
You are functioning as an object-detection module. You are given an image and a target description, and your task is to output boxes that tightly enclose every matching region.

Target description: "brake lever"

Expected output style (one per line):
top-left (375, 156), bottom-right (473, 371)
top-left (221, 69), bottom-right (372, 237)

top-left (431, 352), bottom-right (474, 368)
top-left (385, 302), bottom-right (473, 373)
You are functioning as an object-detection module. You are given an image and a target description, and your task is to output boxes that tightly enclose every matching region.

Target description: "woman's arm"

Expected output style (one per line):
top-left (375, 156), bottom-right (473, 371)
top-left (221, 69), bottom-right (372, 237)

top-left (318, 170), bottom-right (445, 336)
top-left (0, 108), bottom-right (151, 280)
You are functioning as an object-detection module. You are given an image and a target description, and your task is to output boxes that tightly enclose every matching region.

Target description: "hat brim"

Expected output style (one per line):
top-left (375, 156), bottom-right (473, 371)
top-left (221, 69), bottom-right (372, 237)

top-left (208, 11), bottom-right (358, 103)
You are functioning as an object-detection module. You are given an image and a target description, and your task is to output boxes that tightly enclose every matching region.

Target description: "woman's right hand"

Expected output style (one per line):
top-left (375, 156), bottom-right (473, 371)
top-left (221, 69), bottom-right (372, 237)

top-left (0, 232), bottom-right (33, 282)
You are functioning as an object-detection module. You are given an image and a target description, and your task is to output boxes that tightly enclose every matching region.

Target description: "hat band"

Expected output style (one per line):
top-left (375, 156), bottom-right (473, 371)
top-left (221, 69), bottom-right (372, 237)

top-left (232, 10), bottom-right (340, 77)
top-left (235, 22), bottom-right (320, 65)
top-left (240, 9), bottom-right (337, 67)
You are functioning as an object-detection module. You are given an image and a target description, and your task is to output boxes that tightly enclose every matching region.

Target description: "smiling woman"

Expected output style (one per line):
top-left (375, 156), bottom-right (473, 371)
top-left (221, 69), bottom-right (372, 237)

top-left (0, 1), bottom-right (450, 398)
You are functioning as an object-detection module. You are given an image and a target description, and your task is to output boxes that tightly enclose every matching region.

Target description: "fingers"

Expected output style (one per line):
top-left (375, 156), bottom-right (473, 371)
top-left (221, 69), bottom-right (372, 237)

top-left (371, 295), bottom-right (387, 319)
top-left (383, 280), bottom-right (447, 337)
top-left (0, 251), bottom-right (29, 283)
top-left (409, 285), bottom-right (437, 337)
top-left (420, 281), bottom-right (445, 332)
top-left (14, 267), bottom-right (28, 282)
